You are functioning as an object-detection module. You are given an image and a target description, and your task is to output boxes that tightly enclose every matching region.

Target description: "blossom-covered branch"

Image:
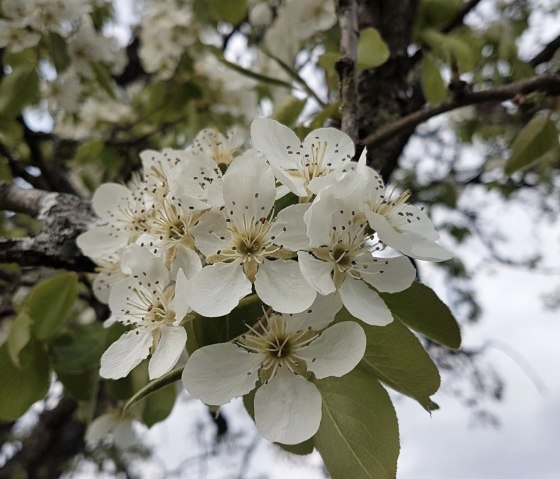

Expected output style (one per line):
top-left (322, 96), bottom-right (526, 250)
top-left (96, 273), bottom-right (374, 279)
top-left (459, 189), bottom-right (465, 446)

top-left (361, 73), bottom-right (560, 149)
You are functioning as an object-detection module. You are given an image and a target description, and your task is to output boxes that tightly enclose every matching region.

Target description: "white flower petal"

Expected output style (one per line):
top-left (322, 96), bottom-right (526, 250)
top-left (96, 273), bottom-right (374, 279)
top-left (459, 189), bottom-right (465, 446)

top-left (170, 268), bottom-right (192, 320)
top-left (297, 251), bottom-right (336, 295)
top-left (170, 245), bottom-right (202, 281)
top-left (121, 244), bottom-right (168, 283)
top-left (360, 255), bottom-right (416, 293)
top-left (251, 118), bottom-right (300, 170)
top-left (223, 151), bottom-right (276, 222)
top-left (77, 226), bottom-right (127, 259)
top-left (410, 239), bottom-right (453, 262)
top-left (86, 414), bottom-right (115, 446)
top-left (182, 343), bottom-right (261, 405)
top-left (100, 329), bottom-right (153, 379)
top-left (270, 203), bottom-right (310, 251)
top-left (285, 293), bottom-right (343, 332)
top-left (92, 271), bottom-right (112, 303)
top-left (191, 209), bottom-right (230, 257)
top-left (398, 204), bottom-right (440, 240)
top-left (299, 321), bottom-right (366, 379)
top-left (255, 259), bottom-right (316, 313)
top-left (148, 325), bottom-right (187, 379)
top-left (92, 183), bottom-right (131, 219)
top-left (302, 127), bottom-right (354, 169)
top-left (112, 420), bottom-right (138, 448)
top-left (339, 278), bottom-right (393, 326)
top-left (184, 262), bottom-right (252, 317)
top-left (254, 368), bottom-right (322, 444)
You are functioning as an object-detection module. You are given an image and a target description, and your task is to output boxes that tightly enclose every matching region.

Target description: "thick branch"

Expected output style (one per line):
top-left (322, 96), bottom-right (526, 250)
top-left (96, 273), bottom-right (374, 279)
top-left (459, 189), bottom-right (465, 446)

top-left (529, 33), bottom-right (560, 67)
top-left (336, 0), bottom-right (359, 140)
top-left (0, 397), bottom-right (85, 479)
top-left (361, 73), bottom-right (560, 148)
top-left (0, 183), bottom-right (51, 216)
top-left (0, 184), bottom-right (95, 272)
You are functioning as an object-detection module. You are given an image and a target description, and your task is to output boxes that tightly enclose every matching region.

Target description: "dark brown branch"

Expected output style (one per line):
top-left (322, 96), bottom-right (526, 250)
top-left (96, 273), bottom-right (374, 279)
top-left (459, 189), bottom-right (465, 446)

top-left (441, 0), bottom-right (483, 34)
top-left (0, 397), bottom-right (85, 479)
top-left (20, 118), bottom-right (80, 196)
top-left (529, 33), bottom-right (560, 67)
top-left (336, 0), bottom-right (359, 141)
top-left (361, 73), bottom-right (560, 148)
top-left (0, 184), bottom-right (96, 272)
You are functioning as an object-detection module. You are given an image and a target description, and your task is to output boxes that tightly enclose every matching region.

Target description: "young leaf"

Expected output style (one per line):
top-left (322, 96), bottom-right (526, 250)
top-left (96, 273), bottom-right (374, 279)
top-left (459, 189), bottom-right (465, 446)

top-left (505, 115), bottom-right (559, 175)
top-left (356, 27), bottom-right (390, 70)
top-left (209, 0), bottom-right (247, 24)
top-left (380, 282), bottom-right (461, 349)
top-left (142, 383), bottom-right (177, 427)
top-left (25, 272), bottom-right (79, 341)
top-left (0, 64), bottom-right (40, 119)
top-left (50, 322), bottom-right (108, 375)
top-left (314, 368), bottom-right (399, 479)
top-left (0, 341), bottom-right (50, 421)
top-left (48, 32), bottom-right (70, 73)
top-left (271, 95), bottom-right (307, 127)
top-left (7, 310), bottom-right (32, 367)
top-left (422, 53), bottom-right (447, 104)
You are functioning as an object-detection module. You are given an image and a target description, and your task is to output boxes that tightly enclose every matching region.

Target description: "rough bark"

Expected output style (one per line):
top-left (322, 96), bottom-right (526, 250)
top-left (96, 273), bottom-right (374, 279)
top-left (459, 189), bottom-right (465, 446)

top-left (355, 0), bottom-right (421, 181)
top-left (0, 397), bottom-right (84, 479)
top-left (0, 184), bottom-right (96, 272)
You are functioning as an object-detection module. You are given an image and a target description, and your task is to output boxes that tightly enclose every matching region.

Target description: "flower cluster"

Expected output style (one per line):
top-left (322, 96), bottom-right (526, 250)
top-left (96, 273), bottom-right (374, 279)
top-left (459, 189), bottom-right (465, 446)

top-left (78, 119), bottom-right (451, 444)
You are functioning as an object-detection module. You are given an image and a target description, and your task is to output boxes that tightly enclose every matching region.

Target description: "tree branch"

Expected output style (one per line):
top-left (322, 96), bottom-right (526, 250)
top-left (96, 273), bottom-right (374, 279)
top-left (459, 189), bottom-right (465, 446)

top-left (529, 33), bottom-right (560, 67)
top-left (0, 184), bottom-right (96, 272)
top-left (441, 0), bottom-right (483, 34)
top-left (361, 73), bottom-right (560, 149)
top-left (336, 0), bottom-right (359, 140)
top-left (0, 397), bottom-right (85, 479)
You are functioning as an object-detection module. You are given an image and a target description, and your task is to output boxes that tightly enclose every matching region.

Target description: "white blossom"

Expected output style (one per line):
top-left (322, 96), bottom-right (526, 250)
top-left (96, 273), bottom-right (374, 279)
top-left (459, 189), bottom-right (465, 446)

top-left (299, 187), bottom-right (416, 325)
top-left (182, 294), bottom-right (364, 444)
top-left (340, 163), bottom-right (452, 261)
top-left (251, 119), bottom-right (356, 200)
top-left (182, 152), bottom-right (316, 317)
top-left (86, 412), bottom-right (139, 449)
top-left (100, 246), bottom-right (199, 379)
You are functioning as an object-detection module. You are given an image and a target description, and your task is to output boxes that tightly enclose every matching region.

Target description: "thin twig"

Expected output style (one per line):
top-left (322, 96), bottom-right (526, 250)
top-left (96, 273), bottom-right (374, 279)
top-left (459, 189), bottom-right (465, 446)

top-left (361, 73), bottom-right (560, 148)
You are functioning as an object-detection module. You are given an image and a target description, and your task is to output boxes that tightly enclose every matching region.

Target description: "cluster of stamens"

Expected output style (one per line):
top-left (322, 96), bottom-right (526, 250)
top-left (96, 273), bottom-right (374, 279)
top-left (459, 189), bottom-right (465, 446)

top-left (235, 313), bottom-right (319, 383)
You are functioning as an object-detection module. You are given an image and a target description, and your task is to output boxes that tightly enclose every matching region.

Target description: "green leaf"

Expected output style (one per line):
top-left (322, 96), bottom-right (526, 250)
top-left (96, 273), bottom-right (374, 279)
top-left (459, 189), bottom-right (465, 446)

top-left (25, 272), bottom-right (79, 341)
top-left (57, 370), bottom-right (98, 401)
top-left (142, 383), bottom-right (177, 427)
top-left (123, 366), bottom-right (183, 413)
top-left (279, 438), bottom-right (315, 456)
top-left (314, 368), bottom-right (399, 479)
top-left (339, 309), bottom-right (440, 411)
top-left (380, 282), bottom-right (461, 349)
top-left (421, 53), bottom-right (447, 104)
top-left (50, 322), bottom-right (108, 375)
top-left (208, 0), bottom-right (247, 24)
top-left (0, 340), bottom-right (50, 420)
top-left (191, 294), bottom-right (262, 347)
top-left (48, 32), bottom-right (70, 73)
top-left (271, 96), bottom-right (307, 127)
top-left (7, 310), bottom-right (32, 367)
top-left (356, 27), bottom-right (390, 70)
top-left (505, 115), bottom-right (559, 175)
top-left (0, 64), bottom-right (40, 119)
top-left (309, 101), bottom-right (340, 129)
top-left (91, 62), bottom-right (115, 98)
top-left (420, 29), bottom-right (475, 72)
